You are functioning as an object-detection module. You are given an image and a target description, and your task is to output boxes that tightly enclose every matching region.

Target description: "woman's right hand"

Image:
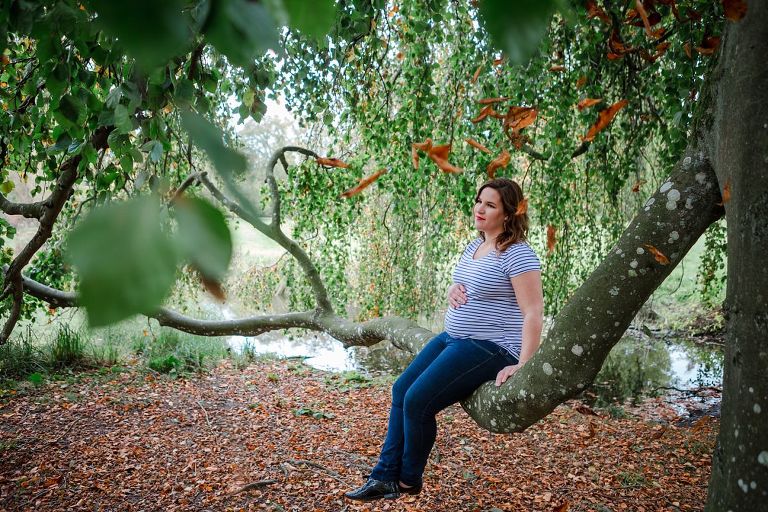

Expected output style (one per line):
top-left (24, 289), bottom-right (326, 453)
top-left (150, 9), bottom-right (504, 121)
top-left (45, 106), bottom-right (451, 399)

top-left (447, 284), bottom-right (467, 309)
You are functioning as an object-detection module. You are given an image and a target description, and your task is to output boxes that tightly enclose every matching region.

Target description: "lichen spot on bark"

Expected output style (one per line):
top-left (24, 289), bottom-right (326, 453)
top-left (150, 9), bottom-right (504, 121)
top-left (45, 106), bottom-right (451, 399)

top-left (636, 247), bottom-right (645, 255)
top-left (571, 345), bottom-right (584, 356)
top-left (738, 479), bottom-right (749, 493)
top-left (644, 197), bottom-right (655, 211)
top-left (542, 362), bottom-right (553, 376)
top-left (758, 451), bottom-right (768, 467)
top-left (609, 287), bottom-right (619, 296)
top-left (683, 156), bottom-right (692, 168)
top-left (754, 403), bottom-right (762, 414)
top-left (695, 171), bottom-right (707, 184)
top-left (660, 181), bottom-right (673, 193)
top-left (668, 231), bottom-right (679, 243)
top-left (630, 259), bottom-right (638, 268)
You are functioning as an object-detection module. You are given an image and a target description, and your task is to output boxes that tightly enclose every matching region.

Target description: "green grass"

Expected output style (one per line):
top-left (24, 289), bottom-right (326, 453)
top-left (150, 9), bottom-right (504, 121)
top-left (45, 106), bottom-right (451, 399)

top-left (645, 230), bottom-right (726, 330)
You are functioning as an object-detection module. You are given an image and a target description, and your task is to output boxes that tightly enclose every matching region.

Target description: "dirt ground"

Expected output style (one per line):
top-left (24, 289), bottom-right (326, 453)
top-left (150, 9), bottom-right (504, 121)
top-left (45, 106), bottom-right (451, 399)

top-left (0, 359), bottom-right (718, 511)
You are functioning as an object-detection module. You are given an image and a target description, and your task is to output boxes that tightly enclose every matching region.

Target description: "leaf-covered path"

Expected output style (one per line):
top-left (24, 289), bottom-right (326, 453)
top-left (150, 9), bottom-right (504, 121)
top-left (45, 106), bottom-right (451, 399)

top-left (0, 360), bottom-right (717, 511)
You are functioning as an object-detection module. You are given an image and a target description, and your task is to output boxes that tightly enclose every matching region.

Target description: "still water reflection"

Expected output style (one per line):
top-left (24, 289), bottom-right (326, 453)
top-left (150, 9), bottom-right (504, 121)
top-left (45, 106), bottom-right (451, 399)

top-left (226, 323), bottom-right (723, 406)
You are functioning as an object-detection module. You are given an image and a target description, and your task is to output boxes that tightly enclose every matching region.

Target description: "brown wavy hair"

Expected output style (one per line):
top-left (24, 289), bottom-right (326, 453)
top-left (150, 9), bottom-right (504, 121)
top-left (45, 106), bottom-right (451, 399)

top-left (475, 178), bottom-right (529, 253)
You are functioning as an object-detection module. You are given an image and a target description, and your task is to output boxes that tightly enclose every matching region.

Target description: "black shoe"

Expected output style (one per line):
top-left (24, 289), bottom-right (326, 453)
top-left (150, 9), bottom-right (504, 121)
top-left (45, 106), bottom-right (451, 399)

top-left (344, 479), bottom-right (401, 501)
top-left (398, 481), bottom-right (422, 496)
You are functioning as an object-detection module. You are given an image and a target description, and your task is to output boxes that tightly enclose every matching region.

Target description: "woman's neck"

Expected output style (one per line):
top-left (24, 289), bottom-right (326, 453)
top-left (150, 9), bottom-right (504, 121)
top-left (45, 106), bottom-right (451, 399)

top-left (482, 231), bottom-right (502, 246)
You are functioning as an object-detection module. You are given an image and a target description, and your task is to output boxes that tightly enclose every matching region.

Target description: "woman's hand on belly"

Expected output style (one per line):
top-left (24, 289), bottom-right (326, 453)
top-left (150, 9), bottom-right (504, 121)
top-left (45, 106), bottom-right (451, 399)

top-left (447, 283), bottom-right (467, 309)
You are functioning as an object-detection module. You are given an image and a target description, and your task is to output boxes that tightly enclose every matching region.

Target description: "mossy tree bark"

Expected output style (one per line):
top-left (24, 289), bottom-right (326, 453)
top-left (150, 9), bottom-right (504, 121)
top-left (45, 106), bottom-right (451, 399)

top-left (705, 1), bottom-right (768, 509)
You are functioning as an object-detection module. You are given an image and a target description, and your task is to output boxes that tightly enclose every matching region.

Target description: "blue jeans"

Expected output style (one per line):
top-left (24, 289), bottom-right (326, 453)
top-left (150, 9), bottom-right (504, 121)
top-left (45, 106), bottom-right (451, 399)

top-left (369, 331), bottom-right (518, 486)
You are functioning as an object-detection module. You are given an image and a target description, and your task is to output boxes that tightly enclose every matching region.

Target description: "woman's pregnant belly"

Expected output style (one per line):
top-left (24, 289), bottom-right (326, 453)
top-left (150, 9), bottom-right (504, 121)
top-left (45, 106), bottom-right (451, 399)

top-left (444, 296), bottom-right (516, 341)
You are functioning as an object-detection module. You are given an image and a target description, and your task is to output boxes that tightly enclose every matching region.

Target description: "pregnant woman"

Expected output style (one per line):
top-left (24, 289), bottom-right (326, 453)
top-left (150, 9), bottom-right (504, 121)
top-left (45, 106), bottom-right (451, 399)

top-left (345, 177), bottom-right (544, 502)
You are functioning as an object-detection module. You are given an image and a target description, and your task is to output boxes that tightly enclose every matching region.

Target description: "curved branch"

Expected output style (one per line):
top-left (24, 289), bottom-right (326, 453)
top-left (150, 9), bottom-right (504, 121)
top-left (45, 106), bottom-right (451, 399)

top-left (196, 151), bottom-right (334, 314)
top-left (265, 145), bottom-right (320, 229)
top-left (1, 157), bottom-right (80, 343)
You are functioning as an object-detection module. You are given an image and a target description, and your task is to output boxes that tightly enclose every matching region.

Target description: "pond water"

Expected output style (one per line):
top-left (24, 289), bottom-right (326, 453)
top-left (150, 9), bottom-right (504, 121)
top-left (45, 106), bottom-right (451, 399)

top-left (220, 304), bottom-right (723, 409)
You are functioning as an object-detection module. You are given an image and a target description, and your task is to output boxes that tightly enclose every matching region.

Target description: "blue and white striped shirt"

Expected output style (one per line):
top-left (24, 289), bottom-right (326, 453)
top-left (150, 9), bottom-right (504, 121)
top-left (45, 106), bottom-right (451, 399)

top-left (444, 237), bottom-right (541, 359)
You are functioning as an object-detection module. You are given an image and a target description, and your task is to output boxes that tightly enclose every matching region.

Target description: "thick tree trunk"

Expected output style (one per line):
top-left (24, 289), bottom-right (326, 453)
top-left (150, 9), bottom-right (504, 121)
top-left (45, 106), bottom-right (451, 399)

top-left (705, 1), bottom-right (768, 509)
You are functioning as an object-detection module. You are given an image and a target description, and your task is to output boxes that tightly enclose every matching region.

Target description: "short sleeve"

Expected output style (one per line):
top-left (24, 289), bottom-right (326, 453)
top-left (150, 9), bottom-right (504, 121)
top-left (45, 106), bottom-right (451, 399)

top-left (500, 243), bottom-right (541, 278)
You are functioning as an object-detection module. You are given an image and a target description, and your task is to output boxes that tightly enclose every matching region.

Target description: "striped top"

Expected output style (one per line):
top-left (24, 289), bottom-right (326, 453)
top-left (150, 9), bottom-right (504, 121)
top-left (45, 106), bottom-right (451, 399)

top-left (444, 237), bottom-right (541, 359)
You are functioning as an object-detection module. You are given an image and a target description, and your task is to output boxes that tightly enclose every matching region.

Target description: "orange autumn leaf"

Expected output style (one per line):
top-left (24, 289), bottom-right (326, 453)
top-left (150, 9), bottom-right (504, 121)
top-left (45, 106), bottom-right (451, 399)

top-left (471, 64), bottom-right (483, 84)
top-left (683, 41), bottom-right (693, 59)
top-left (430, 156), bottom-right (463, 174)
top-left (315, 157), bottom-right (351, 169)
top-left (486, 149), bottom-right (510, 179)
top-left (631, 179), bottom-right (646, 192)
top-left (493, 56), bottom-right (505, 66)
top-left (504, 106), bottom-right (537, 134)
top-left (549, 64), bottom-right (565, 72)
top-left (514, 197), bottom-right (528, 216)
top-left (427, 143), bottom-right (451, 161)
top-left (478, 97), bottom-right (511, 105)
top-left (644, 244), bottom-right (670, 265)
top-left (581, 99), bottom-right (629, 142)
top-left (341, 168), bottom-right (387, 198)
top-left (471, 105), bottom-right (502, 123)
top-left (577, 98), bottom-right (603, 111)
top-left (465, 138), bottom-right (492, 154)
top-left (575, 75), bottom-right (588, 88)
top-left (201, 274), bottom-right (226, 301)
top-left (412, 138), bottom-right (433, 152)
top-left (547, 225), bottom-right (556, 255)
top-left (722, 0), bottom-right (747, 21)
top-left (585, 0), bottom-right (611, 23)
top-left (695, 36), bottom-right (720, 55)
top-left (411, 138), bottom-right (433, 169)
top-left (607, 30), bottom-right (633, 59)
top-left (632, 1), bottom-right (664, 38)
top-left (718, 178), bottom-right (731, 205)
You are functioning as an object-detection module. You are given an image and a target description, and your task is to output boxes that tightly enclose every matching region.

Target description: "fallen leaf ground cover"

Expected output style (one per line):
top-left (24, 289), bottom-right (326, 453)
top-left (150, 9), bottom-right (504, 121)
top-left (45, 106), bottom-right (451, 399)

top-left (0, 359), bottom-right (718, 511)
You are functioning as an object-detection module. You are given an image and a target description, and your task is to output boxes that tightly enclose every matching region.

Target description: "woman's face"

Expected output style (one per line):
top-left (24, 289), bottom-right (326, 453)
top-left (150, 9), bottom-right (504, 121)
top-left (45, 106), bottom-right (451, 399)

top-left (473, 187), bottom-right (506, 235)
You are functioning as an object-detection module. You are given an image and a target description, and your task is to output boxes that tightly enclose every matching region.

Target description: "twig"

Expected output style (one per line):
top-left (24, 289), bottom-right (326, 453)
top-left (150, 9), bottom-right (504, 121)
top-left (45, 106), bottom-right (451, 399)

top-left (287, 459), bottom-right (347, 485)
top-left (197, 400), bottom-right (213, 429)
top-left (53, 418), bottom-right (80, 444)
top-left (229, 479), bottom-right (278, 495)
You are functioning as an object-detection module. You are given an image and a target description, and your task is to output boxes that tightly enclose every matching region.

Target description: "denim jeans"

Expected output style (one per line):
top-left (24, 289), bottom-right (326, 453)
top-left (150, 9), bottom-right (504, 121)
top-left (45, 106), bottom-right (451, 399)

top-left (369, 331), bottom-right (518, 486)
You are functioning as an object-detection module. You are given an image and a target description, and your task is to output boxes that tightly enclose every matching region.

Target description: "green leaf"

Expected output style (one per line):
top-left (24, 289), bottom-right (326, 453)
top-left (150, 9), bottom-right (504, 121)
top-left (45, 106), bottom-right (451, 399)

top-left (56, 94), bottom-right (85, 125)
top-left (0, 181), bottom-right (14, 194)
top-left (266, 0), bottom-right (337, 39)
top-left (173, 197), bottom-right (232, 280)
top-left (141, 140), bottom-right (164, 163)
top-left (90, 0), bottom-right (191, 68)
top-left (478, 0), bottom-right (558, 65)
top-left (114, 104), bottom-right (133, 134)
top-left (180, 111), bottom-right (246, 177)
top-left (65, 196), bottom-right (178, 327)
top-left (205, 0), bottom-right (280, 66)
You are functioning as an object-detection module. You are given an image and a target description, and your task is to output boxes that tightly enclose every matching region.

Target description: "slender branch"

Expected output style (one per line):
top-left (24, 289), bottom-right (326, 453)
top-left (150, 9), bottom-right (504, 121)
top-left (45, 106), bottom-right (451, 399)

top-left (265, 145), bottom-right (320, 229)
top-left (197, 153), bottom-right (334, 314)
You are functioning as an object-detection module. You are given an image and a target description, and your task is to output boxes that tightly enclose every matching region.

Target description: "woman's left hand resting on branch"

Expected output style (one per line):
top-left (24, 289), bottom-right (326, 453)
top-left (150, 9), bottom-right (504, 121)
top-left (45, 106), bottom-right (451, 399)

top-left (494, 269), bottom-right (544, 387)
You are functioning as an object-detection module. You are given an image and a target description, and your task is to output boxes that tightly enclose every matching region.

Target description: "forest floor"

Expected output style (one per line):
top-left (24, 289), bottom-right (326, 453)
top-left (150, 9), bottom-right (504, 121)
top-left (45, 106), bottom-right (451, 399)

top-left (0, 358), bottom-right (719, 512)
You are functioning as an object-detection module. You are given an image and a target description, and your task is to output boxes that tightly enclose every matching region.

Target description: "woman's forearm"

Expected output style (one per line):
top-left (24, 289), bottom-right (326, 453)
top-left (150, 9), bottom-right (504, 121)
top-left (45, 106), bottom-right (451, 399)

top-left (517, 312), bottom-right (543, 365)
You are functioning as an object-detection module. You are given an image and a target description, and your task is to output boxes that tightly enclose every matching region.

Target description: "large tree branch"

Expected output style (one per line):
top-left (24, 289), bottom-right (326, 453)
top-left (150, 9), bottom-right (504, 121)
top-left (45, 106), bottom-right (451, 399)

top-left (1, 126), bottom-right (112, 343)
top-left (14, 266), bottom-right (432, 350)
top-left (0, 194), bottom-right (47, 219)
top-left (461, 147), bottom-right (724, 432)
